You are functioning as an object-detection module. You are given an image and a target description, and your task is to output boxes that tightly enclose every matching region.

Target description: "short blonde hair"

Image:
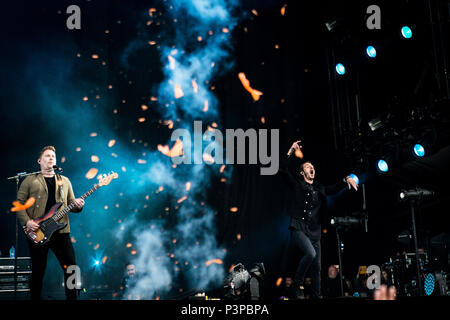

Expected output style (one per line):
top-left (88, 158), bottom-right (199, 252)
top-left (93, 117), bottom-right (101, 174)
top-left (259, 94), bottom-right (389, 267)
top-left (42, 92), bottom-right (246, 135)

top-left (38, 146), bottom-right (56, 159)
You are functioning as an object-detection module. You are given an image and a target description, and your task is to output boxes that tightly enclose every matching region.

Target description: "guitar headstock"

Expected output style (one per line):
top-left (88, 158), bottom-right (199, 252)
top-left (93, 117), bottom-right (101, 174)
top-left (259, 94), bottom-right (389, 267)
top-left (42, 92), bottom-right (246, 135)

top-left (98, 172), bottom-right (119, 187)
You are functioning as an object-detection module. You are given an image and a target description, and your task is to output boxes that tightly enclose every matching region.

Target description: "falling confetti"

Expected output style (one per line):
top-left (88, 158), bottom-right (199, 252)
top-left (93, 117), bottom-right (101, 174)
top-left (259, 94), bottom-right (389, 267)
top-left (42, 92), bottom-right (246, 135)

top-left (205, 259), bottom-right (223, 266)
top-left (11, 197), bottom-right (35, 212)
top-left (157, 139), bottom-right (183, 157)
top-left (203, 100), bottom-right (209, 112)
top-left (276, 277), bottom-right (283, 287)
top-left (108, 139), bottom-right (116, 147)
top-left (230, 207), bottom-right (238, 213)
top-left (141, 104), bottom-right (148, 111)
top-left (238, 73), bottom-right (263, 101)
top-left (168, 55), bottom-right (176, 70)
top-left (92, 54), bottom-right (99, 59)
top-left (295, 148), bottom-right (304, 159)
top-left (85, 168), bottom-right (98, 179)
top-left (91, 155), bottom-right (99, 163)
top-left (174, 84), bottom-right (184, 99)
top-left (192, 79), bottom-right (198, 93)
top-left (281, 4), bottom-right (287, 16)
top-left (185, 182), bottom-right (191, 191)
top-left (177, 196), bottom-right (187, 203)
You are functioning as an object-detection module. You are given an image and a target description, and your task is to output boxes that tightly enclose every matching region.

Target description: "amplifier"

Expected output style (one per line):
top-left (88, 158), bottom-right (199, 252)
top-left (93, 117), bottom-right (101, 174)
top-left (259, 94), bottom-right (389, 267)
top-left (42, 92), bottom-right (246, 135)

top-left (0, 257), bottom-right (32, 272)
top-left (0, 257), bottom-right (31, 299)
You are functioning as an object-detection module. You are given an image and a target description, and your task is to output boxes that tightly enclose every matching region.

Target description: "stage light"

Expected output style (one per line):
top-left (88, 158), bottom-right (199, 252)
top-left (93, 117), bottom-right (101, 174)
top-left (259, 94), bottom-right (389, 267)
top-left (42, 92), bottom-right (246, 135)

top-left (335, 63), bottom-right (346, 75)
top-left (424, 273), bottom-right (435, 296)
top-left (401, 26), bottom-right (412, 39)
top-left (377, 159), bottom-right (389, 173)
top-left (413, 144), bottom-right (425, 157)
top-left (366, 46), bottom-right (377, 58)
top-left (349, 173), bottom-right (359, 185)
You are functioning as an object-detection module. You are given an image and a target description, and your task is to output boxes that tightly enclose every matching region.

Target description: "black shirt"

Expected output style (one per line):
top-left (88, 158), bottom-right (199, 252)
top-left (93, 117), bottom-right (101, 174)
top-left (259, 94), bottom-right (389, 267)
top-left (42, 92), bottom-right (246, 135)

top-left (279, 155), bottom-right (347, 240)
top-left (44, 176), bottom-right (56, 214)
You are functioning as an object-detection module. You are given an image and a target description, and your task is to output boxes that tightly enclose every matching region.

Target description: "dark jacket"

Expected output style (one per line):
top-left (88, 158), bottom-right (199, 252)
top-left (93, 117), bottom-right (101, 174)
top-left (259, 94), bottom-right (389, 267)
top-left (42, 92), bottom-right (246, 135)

top-left (279, 155), bottom-right (347, 239)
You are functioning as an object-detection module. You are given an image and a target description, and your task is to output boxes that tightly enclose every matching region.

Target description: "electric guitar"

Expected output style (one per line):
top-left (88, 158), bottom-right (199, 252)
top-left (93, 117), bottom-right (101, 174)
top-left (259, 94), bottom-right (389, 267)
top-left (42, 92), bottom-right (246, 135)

top-left (24, 172), bottom-right (118, 245)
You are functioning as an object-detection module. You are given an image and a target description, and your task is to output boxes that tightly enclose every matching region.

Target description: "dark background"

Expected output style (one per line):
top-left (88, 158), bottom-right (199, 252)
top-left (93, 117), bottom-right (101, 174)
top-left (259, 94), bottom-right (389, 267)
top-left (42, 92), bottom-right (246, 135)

top-left (0, 0), bottom-right (449, 299)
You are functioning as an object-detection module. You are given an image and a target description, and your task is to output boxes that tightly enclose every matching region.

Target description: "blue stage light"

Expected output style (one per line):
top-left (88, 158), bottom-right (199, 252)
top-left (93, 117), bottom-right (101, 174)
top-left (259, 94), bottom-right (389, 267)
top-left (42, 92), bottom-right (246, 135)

top-left (401, 26), bottom-right (412, 39)
top-left (377, 160), bottom-right (389, 173)
top-left (413, 144), bottom-right (425, 157)
top-left (335, 63), bottom-right (346, 75)
top-left (366, 46), bottom-right (377, 58)
top-left (349, 173), bottom-right (359, 185)
top-left (424, 273), bottom-right (435, 296)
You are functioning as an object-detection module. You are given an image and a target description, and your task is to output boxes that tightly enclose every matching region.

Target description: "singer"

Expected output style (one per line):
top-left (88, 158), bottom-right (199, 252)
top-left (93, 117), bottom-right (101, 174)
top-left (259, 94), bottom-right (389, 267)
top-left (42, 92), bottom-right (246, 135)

top-left (279, 140), bottom-right (358, 299)
top-left (15, 146), bottom-right (85, 300)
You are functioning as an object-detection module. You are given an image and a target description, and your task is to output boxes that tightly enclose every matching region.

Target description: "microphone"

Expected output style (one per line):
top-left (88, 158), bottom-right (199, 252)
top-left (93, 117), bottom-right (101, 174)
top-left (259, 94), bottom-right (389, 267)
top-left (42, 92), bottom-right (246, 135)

top-left (330, 216), bottom-right (363, 227)
top-left (53, 165), bottom-right (63, 173)
top-left (399, 188), bottom-right (434, 200)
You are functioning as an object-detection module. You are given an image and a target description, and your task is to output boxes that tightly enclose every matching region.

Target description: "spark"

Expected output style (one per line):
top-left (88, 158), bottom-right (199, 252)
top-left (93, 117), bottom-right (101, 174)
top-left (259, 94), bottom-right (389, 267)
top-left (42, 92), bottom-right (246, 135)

top-left (11, 197), bottom-right (35, 212)
top-left (174, 84), bottom-right (184, 99)
top-left (91, 155), bottom-right (99, 163)
top-left (238, 73), bottom-right (263, 101)
top-left (157, 139), bottom-right (183, 157)
top-left (205, 259), bottom-right (223, 266)
top-left (85, 168), bottom-right (98, 179)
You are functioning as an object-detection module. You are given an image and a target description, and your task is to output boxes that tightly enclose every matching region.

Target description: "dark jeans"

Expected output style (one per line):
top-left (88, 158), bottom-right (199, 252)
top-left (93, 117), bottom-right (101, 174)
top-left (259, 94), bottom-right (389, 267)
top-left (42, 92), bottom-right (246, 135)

top-left (290, 229), bottom-right (321, 298)
top-left (28, 233), bottom-right (78, 300)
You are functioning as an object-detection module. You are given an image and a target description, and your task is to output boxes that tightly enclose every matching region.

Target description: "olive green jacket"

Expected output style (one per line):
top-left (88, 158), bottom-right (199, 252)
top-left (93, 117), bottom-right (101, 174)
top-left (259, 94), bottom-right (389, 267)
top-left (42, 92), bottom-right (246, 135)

top-left (16, 173), bottom-right (82, 233)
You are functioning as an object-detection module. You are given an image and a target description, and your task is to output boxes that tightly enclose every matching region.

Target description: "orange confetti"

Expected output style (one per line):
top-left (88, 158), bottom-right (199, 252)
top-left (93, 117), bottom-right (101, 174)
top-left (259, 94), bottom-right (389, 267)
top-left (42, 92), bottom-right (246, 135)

top-left (251, 9), bottom-right (258, 16)
top-left (91, 155), bottom-right (99, 163)
top-left (164, 120), bottom-right (174, 129)
top-left (174, 84), bottom-right (184, 99)
top-left (157, 139), bottom-right (183, 157)
top-left (276, 277), bottom-right (283, 287)
top-left (203, 153), bottom-right (214, 164)
top-left (137, 159), bottom-right (147, 164)
top-left (177, 196), bottom-right (187, 203)
top-left (149, 8), bottom-right (156, 16)
top-left (11, 197), bottom-right (35, 212)
top-left (90, 132), bottom-right (97, 137)
top-left (102, 256), bottom-right (108, 264)
top-left (295, 149), bottom-right (304, 159)
top-left (222, 28), bottom-right (229, 33)
top-left (131, 250), bottom-right (137, 255)
top-left (85, 168), bottom-right (98, 179)
top-left (205, 259), bottom-right (223, 266)
top-left (192, 79), bottom-right (198, 93)
top-left (83, 97), bottom-right (88, 101)
top-left (220, 165), bottom-right (225, 173)
top-left (141, 104), bottom-right (148, 111)
top-left (168, 55), bottom-right (176, 70)
top-left (126, 243), bottom-right (132, 248)
top-left (238, 73), bottom-right (263, 101)
top-left (236, 234), bottom-right (241, 240)
top-left (230, 207), bottom-right (238, 213)
top-left (150, 96), bottom-right (158, 101)
top-left (92, 54), bottom-right (99, 59)
top-left (261, 116), bottom-right (265, 124)
top-left (203, 100), bottom-right (209, 112)
top-left (108, 139), bottom-right (116, 147)
top-left (61, 156), bottom-right (66, 163)
top-left (185, 182), bottom-right (191, 191)
top-left (93, 243), bottom-right (100, 250)
top-left (148, 41), bottom-right (156, 45)
top-left (281, 4), bottom-right (287, 16)
top-left (138, 117), bottom-right (146, 123)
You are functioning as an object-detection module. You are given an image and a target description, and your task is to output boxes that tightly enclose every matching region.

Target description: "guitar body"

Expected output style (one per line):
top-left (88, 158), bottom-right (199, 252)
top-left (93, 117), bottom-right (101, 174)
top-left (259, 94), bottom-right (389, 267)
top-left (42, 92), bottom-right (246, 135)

top-left (24, 203), bottom-right (67, 246)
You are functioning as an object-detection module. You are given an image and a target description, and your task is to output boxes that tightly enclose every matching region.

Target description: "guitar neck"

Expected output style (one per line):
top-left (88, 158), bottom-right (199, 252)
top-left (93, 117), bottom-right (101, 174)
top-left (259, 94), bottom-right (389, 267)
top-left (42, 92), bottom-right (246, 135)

top-left (52, 184), bottom-right (100, 221)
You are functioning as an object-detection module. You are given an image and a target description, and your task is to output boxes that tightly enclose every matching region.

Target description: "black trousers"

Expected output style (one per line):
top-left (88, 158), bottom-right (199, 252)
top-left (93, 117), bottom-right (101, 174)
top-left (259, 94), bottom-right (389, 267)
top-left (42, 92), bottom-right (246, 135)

top-left (290, 229), bottom-right (321, 298)
top-left (28, 233), bottom-right (78, 300)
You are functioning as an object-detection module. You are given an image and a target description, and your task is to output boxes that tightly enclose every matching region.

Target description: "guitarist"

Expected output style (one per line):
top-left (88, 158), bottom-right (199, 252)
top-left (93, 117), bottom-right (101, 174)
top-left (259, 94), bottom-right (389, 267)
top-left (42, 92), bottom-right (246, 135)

top-left (15, 146), bottom-right (85, 300)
